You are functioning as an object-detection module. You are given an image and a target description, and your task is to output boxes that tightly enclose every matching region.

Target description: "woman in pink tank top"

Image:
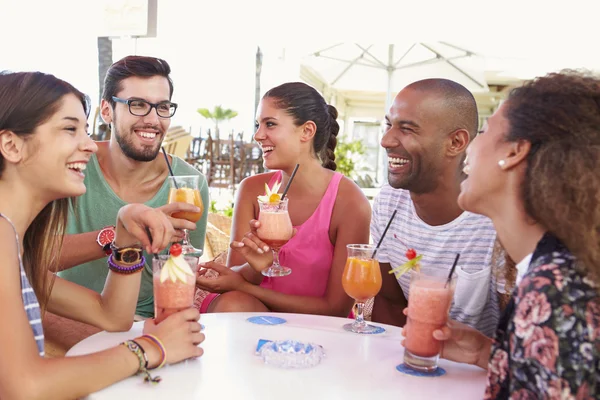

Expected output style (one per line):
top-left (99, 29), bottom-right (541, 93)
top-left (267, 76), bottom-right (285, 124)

top-left (197, 82), bottom-right (371, 316)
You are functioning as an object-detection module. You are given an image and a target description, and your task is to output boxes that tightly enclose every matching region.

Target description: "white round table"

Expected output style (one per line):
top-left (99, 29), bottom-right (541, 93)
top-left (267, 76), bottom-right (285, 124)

top-left (67, 312), bottom-right (487, 399)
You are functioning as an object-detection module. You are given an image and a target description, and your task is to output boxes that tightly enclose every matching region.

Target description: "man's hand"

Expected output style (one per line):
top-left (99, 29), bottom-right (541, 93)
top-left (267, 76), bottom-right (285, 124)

top-left (158, 202), bottom-right (201, 243)
top-left (114, 204), bottom-right (174, 253)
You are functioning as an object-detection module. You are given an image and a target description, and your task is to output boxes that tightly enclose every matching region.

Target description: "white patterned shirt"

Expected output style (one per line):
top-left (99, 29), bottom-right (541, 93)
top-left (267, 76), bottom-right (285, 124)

top-left (371, 184), bottom-right (502, 337)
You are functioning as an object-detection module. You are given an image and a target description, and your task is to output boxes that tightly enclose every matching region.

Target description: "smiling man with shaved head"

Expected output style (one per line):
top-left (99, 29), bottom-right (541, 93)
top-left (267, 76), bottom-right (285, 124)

top-left (371, 78), bottom-right (505, 337)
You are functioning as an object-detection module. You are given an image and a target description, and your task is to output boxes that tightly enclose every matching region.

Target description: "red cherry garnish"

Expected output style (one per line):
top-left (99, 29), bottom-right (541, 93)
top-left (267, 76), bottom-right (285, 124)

top-left (170, 243), bottom-right (182, 257)
top-left (405, 249), bottom-right (417, 260)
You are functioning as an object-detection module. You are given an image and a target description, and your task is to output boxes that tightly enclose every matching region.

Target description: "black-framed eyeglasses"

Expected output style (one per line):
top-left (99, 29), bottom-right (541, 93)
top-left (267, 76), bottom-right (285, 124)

top-left (112, 96), bottom-right (178, 118)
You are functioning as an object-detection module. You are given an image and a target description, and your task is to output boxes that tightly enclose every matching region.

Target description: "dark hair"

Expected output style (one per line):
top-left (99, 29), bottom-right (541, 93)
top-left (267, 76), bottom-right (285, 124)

top-left (505, 70), bottom-right (600, 284)
top-left (0, 71), bottom-right (89, 312)
top-left (102, 55), bottom-right (174, 104)
top-left (264, 82), bottom-right (339, 170)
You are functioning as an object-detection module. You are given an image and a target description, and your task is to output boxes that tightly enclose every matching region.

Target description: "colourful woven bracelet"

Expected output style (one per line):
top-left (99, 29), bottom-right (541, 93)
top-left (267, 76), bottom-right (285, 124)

top-left (121, 340), bottom-right (161, 384)
top-left (107, 255), bottom-right (145, 274)
top-left (141, 334), bottom-right (167, 369)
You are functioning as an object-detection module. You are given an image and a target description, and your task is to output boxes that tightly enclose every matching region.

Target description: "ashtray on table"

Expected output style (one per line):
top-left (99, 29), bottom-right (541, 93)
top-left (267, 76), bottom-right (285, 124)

top-left (257, 340), bottom-right (325, 368)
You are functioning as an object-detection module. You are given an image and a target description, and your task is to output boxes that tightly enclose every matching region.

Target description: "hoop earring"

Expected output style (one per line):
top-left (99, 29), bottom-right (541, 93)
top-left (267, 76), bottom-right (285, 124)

top-left (498, 160), bottom-right (506, 168)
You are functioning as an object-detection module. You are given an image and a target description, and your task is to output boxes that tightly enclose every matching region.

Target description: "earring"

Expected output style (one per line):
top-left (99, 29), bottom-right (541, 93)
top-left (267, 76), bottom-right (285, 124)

top-left (498, 160), bottom-right (506, 168)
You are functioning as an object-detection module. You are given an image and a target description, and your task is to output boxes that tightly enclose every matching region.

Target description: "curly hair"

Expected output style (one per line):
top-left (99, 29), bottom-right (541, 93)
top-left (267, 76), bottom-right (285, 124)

top-left (505, 71), bottom-right (600, 284)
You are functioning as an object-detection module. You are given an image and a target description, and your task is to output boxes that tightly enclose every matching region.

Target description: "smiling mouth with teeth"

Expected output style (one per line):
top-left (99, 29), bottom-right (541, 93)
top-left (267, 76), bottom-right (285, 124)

top-left (262, 146), bottom-right (274, 153)
top-left (137, 131), bottom-right (158, 139)
top-left (388, 157), bottom-right (410, 167)
top-left (67, 162), bottom-right (87, 173)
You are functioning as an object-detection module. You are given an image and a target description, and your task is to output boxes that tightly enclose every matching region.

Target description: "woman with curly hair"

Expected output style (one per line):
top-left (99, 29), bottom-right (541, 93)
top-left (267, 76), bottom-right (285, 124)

top-left (412, 71), bottom-right (600, 399)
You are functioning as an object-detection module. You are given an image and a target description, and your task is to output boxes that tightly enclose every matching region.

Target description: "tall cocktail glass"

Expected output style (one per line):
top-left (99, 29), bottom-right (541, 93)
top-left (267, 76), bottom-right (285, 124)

top-left (167, 175), bottom-right (204, 256)
top-left (256, 197), bottom-right (293, 277)
top-left (152, 254), bottom-right (199, 324)
top-left (403, 270), bottom-right (456, 372)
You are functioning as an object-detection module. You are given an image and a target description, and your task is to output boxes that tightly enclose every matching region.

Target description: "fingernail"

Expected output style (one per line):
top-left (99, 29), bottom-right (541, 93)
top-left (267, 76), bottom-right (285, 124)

top-left (263, 246), bottom-right (270, 252)
top-left (257, 249), bottom-right (264, 254)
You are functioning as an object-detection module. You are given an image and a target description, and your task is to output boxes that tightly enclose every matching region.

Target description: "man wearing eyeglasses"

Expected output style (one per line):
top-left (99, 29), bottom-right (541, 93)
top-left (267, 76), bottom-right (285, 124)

top-left (44, 56), bottom-right (209, 352)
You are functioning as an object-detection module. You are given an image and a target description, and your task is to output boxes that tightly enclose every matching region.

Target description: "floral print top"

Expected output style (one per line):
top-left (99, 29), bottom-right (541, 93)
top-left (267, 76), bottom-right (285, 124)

top-left (485, 233), bottom-right (599, 399)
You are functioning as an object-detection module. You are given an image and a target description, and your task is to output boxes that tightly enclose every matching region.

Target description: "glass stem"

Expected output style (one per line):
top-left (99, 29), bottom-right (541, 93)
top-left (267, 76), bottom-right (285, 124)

top-left (182, 229), bottom-right (191, 246)
top-left (272, 248), bottom-right (281, 270)
top-left (354, 302), bottom-right (366, 326)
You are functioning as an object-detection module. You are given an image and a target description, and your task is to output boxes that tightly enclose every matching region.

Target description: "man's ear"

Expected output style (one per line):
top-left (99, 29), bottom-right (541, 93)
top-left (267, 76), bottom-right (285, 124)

top-left (499, 139), bottom-right (531, 171)
top-left (299, 121), bottom-right (317, 143)
top-left (100, 98), bottom-right (113, 124)
top-left (447, 128), bottom-right (470, 157)
top-left (0, 130), bottom-right (25, 164)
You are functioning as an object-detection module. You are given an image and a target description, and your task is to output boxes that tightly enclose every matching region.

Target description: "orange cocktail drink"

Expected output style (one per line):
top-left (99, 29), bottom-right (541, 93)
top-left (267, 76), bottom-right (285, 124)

top-left (342, 244), bottom-right (384, 334)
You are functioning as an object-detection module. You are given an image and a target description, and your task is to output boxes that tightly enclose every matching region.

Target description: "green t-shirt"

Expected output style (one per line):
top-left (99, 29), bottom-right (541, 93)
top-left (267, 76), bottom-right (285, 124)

top-left (59, 153), bottom-right (209, 318)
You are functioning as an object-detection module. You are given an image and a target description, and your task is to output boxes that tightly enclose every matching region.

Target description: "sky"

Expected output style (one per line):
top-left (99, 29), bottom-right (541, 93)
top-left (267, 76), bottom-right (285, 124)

top-left (2, 0), bottom-right (599, 139)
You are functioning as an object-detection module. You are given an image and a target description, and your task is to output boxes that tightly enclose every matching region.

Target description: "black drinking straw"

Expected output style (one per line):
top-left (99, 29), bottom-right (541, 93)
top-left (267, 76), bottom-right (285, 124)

top-left (371, 209), bottom-right (397, 258)
top-left (445, 253), bottom-right (460, 288)
top-left (145, 227), bottom-right (159, 260)
top-left (161, 147), bottom-right (178, 188)
top-left (280, 164), bottom-right (299, 201)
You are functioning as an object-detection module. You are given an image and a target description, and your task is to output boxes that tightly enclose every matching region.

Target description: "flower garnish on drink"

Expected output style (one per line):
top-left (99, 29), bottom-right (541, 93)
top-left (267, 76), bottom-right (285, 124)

top-left (257, 180), bottom-right (282, 204)
top-left (388, 234), bottom-right (422, 277)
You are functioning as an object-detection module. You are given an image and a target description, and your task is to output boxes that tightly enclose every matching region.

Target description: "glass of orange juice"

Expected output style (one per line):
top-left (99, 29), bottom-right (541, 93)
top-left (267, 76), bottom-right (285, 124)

top-left (167, 175), bottom-right (204, 256)
top-left (342, 244), bottom-right (383, 333)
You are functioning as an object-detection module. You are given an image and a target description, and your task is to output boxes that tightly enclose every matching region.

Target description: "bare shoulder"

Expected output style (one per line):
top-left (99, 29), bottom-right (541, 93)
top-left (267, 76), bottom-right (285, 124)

top-left (0, 217), bottom-right (21, 279)
top-left (238, 172), bottom-right (279, 197)
top-left (337, 175), bottom-right (370, 208)
top-left (0, 217), bottom-right (17, 249)
top-left (333, 175), bottom-right (371, 222)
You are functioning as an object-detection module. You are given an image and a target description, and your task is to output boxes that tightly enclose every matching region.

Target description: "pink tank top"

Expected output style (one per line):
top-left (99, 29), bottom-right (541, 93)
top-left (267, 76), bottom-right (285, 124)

top-left (260, 171), bottom-right (343, 297)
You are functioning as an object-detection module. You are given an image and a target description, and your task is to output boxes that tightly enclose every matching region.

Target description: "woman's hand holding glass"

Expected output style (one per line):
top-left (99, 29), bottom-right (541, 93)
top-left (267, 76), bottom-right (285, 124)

top-left (401, 308), bottom-right (492, 370)
top-left (196, 261), bottom-right (247, 293)
top-left (141, 307), bottom-right (204, 367)
top-left (230, 219), bottom-right (297, 274)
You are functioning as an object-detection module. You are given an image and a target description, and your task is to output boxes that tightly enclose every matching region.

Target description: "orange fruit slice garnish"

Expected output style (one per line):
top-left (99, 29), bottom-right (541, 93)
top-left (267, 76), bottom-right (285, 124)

top-left (269, 193), bottom-right (281, 203)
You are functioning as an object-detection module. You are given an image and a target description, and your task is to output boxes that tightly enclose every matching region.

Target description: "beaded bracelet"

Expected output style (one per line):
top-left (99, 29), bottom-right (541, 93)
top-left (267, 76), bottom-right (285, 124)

top-left (121, 340), bottom-right (161, 384)
top-left (141, 334), bottom-right (167, 369)
top-left (107, 255), bottom-right (146, 274)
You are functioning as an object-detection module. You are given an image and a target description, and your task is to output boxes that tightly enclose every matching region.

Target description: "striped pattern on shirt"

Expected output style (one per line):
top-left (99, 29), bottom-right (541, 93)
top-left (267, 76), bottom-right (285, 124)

top-left (371, 185), bottom-right (501, 337)
top-left (0, 213), bottom-right (45, 356)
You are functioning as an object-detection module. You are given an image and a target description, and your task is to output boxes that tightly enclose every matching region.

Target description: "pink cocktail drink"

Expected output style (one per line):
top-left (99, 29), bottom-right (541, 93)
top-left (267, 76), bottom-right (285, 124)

top-left (403, 271), bottom-right (456, 372)
top-left (257, 197), bottom-right (293, 277)
top-left (153, 254), bottom-right (199, 324)
top-left (257, 210), bottom-right (293, 249)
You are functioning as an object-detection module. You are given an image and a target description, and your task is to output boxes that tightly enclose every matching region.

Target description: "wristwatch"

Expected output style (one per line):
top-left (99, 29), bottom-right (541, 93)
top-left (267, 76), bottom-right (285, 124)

top-left (97, 226), bottom-right (116, 256)
top-left (110, 242), bottom-right (144, 265)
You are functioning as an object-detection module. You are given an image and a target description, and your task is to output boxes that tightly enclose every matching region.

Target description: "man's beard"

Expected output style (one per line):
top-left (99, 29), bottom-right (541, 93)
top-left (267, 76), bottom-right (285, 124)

top-left (113, 119), bottom-right (162, 162)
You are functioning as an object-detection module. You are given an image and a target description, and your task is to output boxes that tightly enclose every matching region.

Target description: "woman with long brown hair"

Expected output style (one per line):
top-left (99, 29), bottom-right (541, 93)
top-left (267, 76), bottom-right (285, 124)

top-left (413, 71), bottom-right (600, 398)
top-left (0, 71), bottom-right (204, 399)
top-left (196, 82), bottom-right (371, 316)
